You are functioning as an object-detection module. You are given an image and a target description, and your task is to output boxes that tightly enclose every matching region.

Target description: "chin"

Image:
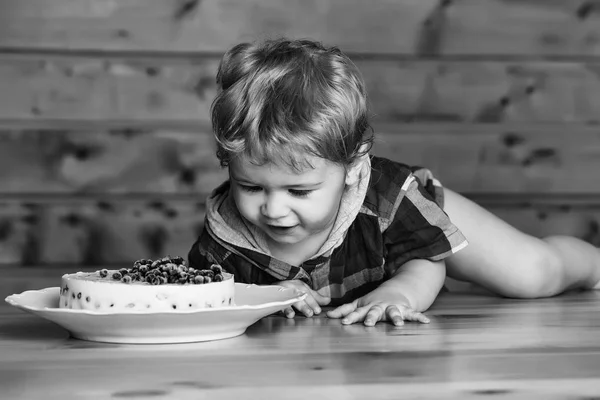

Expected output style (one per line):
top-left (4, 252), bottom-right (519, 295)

top-left (267, 236), bottom-right (301, 245)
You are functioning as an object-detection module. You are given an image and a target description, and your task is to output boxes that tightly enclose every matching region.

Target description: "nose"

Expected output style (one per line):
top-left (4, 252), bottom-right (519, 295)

top-left (261, 192), bottom-right (289, 220)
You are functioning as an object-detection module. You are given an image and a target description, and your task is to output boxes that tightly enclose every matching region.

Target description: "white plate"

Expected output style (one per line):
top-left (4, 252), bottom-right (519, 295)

top-left (5, 284), bottom-right (306, 344)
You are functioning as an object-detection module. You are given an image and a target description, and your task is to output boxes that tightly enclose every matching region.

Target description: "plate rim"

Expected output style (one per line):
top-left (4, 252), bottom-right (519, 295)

top-left (5, 284), bottom-right (306, 316)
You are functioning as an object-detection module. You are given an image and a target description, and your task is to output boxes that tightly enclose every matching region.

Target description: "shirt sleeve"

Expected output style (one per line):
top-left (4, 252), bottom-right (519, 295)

top-left (382, 174), bottom-right (468, 274)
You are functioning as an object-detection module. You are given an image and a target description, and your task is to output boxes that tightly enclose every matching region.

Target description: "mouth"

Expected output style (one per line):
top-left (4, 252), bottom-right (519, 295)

top-left (266, 224), bottom-right (298, 234)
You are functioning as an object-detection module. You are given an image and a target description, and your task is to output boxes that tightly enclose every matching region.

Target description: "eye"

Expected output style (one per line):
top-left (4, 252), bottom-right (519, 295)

top-left (239, 185), bottom-right (262, 193)
top-left (289, 189), bottom-right (313, 198)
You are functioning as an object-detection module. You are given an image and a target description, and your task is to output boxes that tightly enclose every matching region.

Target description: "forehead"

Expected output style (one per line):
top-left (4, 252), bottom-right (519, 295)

top-left (229, 155), bottom-right (344, 183)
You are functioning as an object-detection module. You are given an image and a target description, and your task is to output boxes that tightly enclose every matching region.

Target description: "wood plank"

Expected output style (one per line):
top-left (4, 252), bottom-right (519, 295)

top-left (0, 127), bottom-right (226, 194)
top-left (0, 0), bottom-right (434, 53)
top-left (0, 198), bottom-right (205, 266)
top-left (371, 124), bottom-right (600, 195)
top-left (0, 55), bottom-right (219, 122)
top-left (1, 0), bottom-right (600, 56)
top-left (2, 124), bottom-right (600, 196)
top-left (2, 197), bottom-right (600, 266)
top-left (3, 55), bottom-right (600, 123)
top-left (1, 288), bottom-right (600, 400)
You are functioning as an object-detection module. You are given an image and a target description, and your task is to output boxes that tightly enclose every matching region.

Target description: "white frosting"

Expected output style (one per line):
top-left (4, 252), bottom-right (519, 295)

top-left (59, 270), bottom-right (235, 312)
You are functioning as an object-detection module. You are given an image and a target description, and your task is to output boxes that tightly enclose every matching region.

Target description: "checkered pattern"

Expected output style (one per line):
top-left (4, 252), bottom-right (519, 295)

top-left (188, 156), bottom-right (468, 306)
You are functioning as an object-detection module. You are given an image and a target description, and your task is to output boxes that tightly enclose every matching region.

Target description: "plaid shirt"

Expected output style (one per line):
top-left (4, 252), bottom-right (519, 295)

top-left (188, 156), bottom-right (468, 306)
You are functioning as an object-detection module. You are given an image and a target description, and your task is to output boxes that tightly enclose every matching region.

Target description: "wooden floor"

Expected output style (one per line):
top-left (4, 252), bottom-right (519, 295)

top-left (1, 268), bottom-right (600, 399)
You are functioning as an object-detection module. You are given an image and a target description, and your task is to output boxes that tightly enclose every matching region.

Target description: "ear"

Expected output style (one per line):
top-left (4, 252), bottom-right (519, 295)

top-left (345, 154), bottom-right (368, 186)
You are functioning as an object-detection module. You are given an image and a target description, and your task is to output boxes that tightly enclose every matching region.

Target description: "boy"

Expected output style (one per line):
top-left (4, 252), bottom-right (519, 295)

top-left (188, 38), bottom-right (600, 326)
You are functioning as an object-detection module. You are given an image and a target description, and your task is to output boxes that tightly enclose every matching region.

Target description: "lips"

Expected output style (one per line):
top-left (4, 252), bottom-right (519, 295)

top-left (263, 220), bottom-right (295, 228)
top-left (268, 225), bottom-right (295, 230)
top-left (266, 224), bottom-right (298, 234)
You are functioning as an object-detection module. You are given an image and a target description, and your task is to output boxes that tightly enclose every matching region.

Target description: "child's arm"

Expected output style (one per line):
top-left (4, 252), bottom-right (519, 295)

top-left (326, 258), bottom-right (446, 326)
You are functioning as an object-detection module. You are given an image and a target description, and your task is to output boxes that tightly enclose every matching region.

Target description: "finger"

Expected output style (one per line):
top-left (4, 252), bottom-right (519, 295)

top-left (282, 306), bottom-right (295, 319)
top-left (302, 294), bottom-right (324, 315)
top-left (326, 301), bottom-right (357, 319)
top-left (293, 300), bottom-right (316, 318)
top-left (400, 307), bottom-right (430, 324)
top-left (364, 305), bottom-right (385, 327)
top-left (340, 305), bottom-right (372, 325)
top-left (384, 305), bottom-right (405, 326)
top-left (310, 290), bottom-right (331, 307)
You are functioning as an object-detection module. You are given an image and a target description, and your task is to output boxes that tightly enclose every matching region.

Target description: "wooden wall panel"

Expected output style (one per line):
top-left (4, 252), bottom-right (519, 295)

top-left (2, 0), bottom-right (600, 266)
top-left (372, 124), bottom-right (600, 194)
top-left (2, 198), bottom-right (600, 266)
top-left (2, 125), bottom-right (600, 195)
top-left (3, 56), bottom-right (600, 124)
top-left (0, 199), bottom-right (205, 265)
top-left (0, 128), bottom-right (225, 194)
top-left (0, 56), bottom-right (218, 122)
top-left (2, 0), bottom-right (600, 56)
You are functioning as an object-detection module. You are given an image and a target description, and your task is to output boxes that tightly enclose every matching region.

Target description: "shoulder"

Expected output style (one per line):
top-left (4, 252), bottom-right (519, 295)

top-left (369, 155), bottom-right (413, 183)
top-left (188, 227), bottom-right (276, 285)
top-left (362, 156), bottom-right (417, 220)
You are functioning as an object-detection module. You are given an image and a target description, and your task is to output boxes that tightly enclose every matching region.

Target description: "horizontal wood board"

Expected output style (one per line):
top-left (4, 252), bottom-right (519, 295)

top-left (2, 56), bottom-right (600, 123)
top-left (1, 0), bottom-right (600, 56)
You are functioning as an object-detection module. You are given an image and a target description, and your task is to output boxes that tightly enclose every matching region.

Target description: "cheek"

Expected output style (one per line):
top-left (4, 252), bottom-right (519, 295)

top-left (232, 191), bottom-right (259, 219)
top-left (302, 190), bottom-right (343, 223)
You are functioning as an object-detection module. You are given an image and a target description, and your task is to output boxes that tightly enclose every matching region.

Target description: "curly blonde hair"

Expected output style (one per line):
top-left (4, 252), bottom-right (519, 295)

top-left (210, 38), bottom-right (373, 171)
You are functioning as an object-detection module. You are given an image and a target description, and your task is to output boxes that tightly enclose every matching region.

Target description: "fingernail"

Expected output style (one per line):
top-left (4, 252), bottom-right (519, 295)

top-left (314, 307), bottom-right (321, 314)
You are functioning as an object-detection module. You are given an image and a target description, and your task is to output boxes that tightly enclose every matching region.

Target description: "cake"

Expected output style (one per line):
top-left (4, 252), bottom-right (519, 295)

top-left (59, 256), bottom-right (235, 312)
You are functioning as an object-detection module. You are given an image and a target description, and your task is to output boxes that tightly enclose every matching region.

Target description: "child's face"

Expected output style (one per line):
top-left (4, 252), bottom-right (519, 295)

top-left (229, 155), bottom-right (350, 248)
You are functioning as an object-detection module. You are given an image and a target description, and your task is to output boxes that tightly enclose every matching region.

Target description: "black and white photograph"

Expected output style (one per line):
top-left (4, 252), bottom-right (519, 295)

top-left (1, 1), bottom-right (600, 399)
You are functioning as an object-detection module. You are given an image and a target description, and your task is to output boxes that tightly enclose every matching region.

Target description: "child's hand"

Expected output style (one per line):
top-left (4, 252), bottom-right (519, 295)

top-left (326, 289), bottom-right (430, 327)
top-left (275, 280), bottom-right (331, 318)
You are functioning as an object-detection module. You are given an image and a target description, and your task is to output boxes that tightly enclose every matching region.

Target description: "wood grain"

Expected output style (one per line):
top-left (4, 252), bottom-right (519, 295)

top-left (0, 198), bottom-right (205, 265)
top-left (0, 128), bottom-right (225, 194)
top-left (1, 279), bottom-right (600, 399)
top-left (3, 122), bottom-right (600, 265)
top-left (0, 55), bottom-right (218, 122)
top-left (2, 196), bottom-right (600, 266)
top-left (2, 125), bottom-right (600, 196)
top-left (3, 0), bottom-right (600, 268)
top-left (1, 0), bottom-right (600, 56)
top-left (3, 55), bottom-right (600, 123)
